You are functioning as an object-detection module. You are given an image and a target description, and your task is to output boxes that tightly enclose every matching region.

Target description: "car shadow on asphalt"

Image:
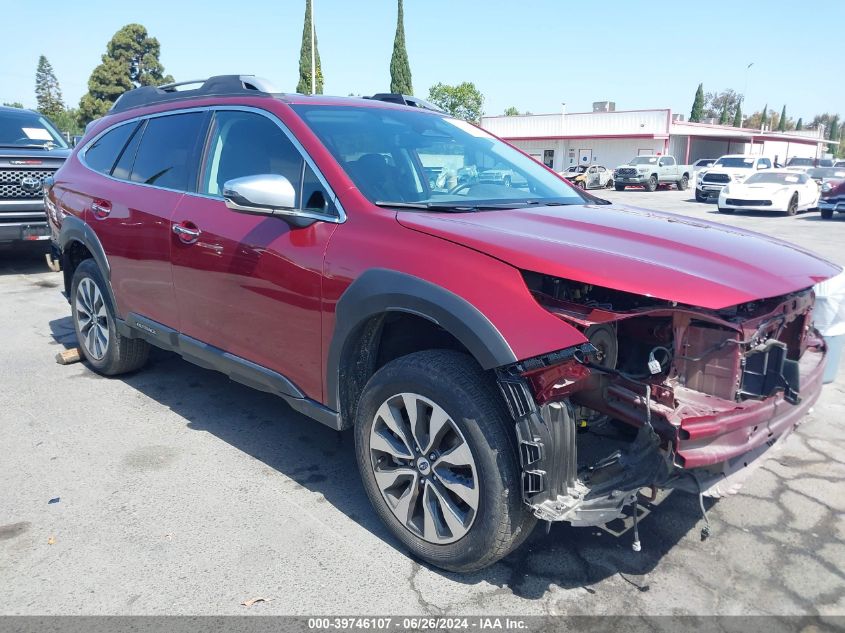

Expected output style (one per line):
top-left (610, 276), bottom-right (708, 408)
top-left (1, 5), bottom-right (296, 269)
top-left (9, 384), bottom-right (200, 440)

top-left (48, 317), bottom-right (713, 599)
top-left (0, 243), bottom-right (51, 276)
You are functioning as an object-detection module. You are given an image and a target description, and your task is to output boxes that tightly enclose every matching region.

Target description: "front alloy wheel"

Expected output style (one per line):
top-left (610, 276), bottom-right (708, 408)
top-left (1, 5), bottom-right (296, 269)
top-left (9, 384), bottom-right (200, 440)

top-left (369, 393), bottom-right (478, 544)
top-left (354, 350), bottom-right (535, 571)
top-left (75, 277), bottom-right (109, 360)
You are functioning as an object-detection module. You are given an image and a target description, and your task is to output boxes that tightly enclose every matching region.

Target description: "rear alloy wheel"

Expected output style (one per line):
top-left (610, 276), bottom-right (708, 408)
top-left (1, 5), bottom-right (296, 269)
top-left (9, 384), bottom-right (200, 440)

top-left (677, 174), bottom-right (689, 190)
top-left (71, 259), bottom-right (149, 375)
top-left (645, 175), bottom-right (658, 192)
top-left (354, 350), bottom-right (535, 572)
top-left (787, 194), bottom-right (799, 216)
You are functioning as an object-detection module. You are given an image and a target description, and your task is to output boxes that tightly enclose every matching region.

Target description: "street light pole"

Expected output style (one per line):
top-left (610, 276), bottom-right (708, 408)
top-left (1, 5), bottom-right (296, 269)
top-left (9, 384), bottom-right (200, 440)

top-left (743, 62), bottom-right (754, 124)
top-left (310, 0), bottom-right (316, 94)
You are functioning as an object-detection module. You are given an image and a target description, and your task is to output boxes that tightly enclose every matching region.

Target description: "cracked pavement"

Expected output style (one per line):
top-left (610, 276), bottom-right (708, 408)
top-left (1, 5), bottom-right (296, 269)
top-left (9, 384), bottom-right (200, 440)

top-left (1, 189), bottom-right (843, 615)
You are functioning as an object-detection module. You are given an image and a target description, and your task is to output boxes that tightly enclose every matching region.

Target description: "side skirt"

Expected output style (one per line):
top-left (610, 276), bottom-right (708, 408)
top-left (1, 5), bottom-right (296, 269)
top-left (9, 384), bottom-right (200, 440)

top-left (117, 312), bottom-right (343, 431)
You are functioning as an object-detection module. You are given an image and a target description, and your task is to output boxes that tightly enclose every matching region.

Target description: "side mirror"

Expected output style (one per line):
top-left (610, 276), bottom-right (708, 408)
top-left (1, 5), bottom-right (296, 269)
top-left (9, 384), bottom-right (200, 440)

top-left (223, 174), bottom-right (314, 228)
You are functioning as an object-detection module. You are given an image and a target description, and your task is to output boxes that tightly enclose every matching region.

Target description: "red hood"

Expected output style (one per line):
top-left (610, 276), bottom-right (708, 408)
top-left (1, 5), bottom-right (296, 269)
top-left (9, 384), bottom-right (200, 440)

top-left (397, 204), bottom-right (841, 310)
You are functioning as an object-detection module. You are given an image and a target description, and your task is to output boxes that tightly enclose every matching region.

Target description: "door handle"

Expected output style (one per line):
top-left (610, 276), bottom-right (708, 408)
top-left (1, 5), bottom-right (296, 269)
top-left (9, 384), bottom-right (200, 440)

top-left (172, 222), bottom-right (201, 243)
top-left (91, 200), bottom-right (111, 219)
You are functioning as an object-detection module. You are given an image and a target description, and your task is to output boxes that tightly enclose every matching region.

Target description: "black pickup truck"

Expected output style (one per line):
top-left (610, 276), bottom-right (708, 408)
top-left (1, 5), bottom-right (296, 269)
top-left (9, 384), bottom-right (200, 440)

top-left (0, 106), bottom-right (69, 246)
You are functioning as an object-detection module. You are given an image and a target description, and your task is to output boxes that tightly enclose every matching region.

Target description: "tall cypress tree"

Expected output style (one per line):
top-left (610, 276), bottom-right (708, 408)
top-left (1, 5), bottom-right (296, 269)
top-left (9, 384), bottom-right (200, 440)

top-left (296, 0), bottom-right (323, 94)
top-left (689, 83), bottom-right (704, 122)
top-left (778, 105), bottom-right (787, 131)
top-left (733, 101), bottom-right (742, 127)
top-left (719, 101), bottom-right (729, 125)
top-left (390, 0), bottom-right (413, 94)
top-left (796, 118), bottom-right (803, 131)
top-left (828, 116), bottom-right (840, 155)
top-left (35, 55), bottom-right (65, 118)
top-left (760, 104), bottom-right (768, 128)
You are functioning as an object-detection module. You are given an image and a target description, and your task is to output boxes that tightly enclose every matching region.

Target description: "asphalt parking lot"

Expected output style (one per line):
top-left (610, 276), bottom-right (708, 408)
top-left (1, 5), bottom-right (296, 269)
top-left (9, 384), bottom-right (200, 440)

top-left (1, 189), bottom-right (844, 616)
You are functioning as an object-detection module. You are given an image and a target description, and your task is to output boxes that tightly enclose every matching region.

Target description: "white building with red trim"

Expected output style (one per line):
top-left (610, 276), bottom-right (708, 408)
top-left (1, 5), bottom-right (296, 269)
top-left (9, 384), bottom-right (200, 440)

top-left (480, 105), bottom-right (830, 172)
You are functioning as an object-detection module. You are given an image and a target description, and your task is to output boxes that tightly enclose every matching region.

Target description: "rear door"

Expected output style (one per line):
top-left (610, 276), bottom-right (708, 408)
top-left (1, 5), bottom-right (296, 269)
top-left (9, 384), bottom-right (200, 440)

top-left (82, 111), bottom-right (208, 328)
top-left (169, 107), bottom-right (341, 400)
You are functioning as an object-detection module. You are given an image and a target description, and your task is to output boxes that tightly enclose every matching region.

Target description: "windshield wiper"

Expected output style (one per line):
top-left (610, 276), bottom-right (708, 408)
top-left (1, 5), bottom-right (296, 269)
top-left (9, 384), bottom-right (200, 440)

top-left (375, 200), bottom-right (568, 212)
top-left (0, 143), bottom-right (55, 149)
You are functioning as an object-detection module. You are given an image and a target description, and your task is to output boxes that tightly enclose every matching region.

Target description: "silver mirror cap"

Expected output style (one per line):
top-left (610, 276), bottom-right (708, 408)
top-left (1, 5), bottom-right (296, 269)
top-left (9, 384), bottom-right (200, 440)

top-left (223, 174), bottom-right (297, 215)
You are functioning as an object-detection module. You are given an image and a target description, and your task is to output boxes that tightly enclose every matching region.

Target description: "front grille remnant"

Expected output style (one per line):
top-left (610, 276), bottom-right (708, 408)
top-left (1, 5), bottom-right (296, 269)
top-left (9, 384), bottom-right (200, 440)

top-left (0, 170), bottom-right (54, 199)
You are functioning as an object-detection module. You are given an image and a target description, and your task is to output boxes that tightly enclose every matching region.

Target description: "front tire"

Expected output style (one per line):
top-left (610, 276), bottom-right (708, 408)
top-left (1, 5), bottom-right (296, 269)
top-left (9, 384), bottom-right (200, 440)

top-left (645, 175), bottom-right (658, 192)
top-left (354, 350), bottom-right (535, 572)
top-left (606, 179), bottom-right (614, 189)
top-left (786, 194), bottom-right (798, 216)
top-left (614, 183), bottom-right (625, 191)
top-left (821, 208), bottom-right (834, 219)
top-left (71, 259), bottom-right (149, 375)
top-left (695, 189), bottom-right (707, 202)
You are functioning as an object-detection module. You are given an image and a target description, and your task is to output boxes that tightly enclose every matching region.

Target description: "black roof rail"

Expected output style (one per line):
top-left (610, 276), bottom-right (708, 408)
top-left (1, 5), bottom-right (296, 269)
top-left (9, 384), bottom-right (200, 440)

top-left (365, 93), bottom-right (444, 113)
top-left (109, 75), bottom-right (281, 114)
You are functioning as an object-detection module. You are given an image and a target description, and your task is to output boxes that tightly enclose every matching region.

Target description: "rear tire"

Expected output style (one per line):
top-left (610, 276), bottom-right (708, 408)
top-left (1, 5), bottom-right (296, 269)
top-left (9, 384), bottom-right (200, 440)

top-left (821, 208), bottom-right (833, 220)
top-left (70, 259), bottom-right (149, 375)
top-left (353, 350), bottom-right (535, 572)
top-left (645, 175), bottom-right (658, 192)
top-left (677, 174), bottom-right (689, 190)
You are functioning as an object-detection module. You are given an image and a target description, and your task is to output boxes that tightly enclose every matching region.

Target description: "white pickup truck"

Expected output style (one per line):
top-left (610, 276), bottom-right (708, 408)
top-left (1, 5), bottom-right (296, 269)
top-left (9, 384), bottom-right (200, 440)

top-left (613, 155), bottom-right (692, 191)
top-left (695, 154), bottom-right (774, 202)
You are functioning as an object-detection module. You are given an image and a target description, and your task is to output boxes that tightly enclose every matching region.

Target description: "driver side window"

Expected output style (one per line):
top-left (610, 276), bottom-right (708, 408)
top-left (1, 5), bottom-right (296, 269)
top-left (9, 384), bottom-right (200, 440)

top-left (201, 111), bottom-right (302, 199)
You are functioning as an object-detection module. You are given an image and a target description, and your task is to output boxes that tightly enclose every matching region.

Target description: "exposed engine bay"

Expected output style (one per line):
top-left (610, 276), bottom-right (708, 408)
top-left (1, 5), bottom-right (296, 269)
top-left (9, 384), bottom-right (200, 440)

top-left (497, 272), bottom-right (828, 528)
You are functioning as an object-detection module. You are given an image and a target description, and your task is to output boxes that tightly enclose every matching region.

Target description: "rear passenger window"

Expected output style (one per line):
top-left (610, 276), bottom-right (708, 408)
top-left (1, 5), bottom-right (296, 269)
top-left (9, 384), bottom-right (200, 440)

top-left (112, 120), bottom-right (145, 181)
top-left (84, 122), bottom-right (136, 175)
top-left (200, 110), bottom-right (303, 198)
top-left (129, 112), bottom-right (206, 191)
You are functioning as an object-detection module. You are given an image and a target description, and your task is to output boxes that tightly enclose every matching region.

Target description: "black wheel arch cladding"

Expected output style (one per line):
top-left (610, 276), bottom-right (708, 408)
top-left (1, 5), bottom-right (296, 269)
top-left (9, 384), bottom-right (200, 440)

top-left (326, 269), bottom-right (517, 413)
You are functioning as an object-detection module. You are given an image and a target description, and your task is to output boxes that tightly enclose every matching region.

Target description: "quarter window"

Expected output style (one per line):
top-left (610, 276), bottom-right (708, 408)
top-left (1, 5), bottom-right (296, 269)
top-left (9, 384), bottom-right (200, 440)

top-left (129, 112), bottom-right (206, 191)
top-left (84, 122), bottom-right (137, 175)
top-left (111, 120), bottom-right (145, 181)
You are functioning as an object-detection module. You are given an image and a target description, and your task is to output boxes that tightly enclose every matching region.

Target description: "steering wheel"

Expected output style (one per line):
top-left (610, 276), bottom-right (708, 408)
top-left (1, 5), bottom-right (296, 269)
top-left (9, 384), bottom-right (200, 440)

top-left (447, 182), bottom-right (474, 195)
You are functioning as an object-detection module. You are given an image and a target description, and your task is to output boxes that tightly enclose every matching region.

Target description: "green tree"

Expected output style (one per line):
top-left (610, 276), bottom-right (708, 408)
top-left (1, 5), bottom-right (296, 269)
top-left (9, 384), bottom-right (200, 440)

top-left (79, 24), bottom-right (173, 124)
top-left (704, 88), bottom-right (741, 121)
top-left (718, 101), bottom-right (729, 125)
top-left (760, 103), bottom-right (768, 128)
top-left (732, 101), bottom-right (742, 127)
top-left (51, 108), bottom-right (83, 137)
top-left (389, 0), bottom-right (412, 94)
top-left (796, 118), bottom-right (803, 131)
top-left (3, 102), bottom-right (24, 108)
top-left (503, 106), bottom-right (520, 116)
top-left (778, 105), bottom-right (787, 132)
top-left (35, 55), bottom-right (64, 118)
top-left (427, 82), bottom-right (484, 123)
top-left (296, 0), bottom-right (323, 94)
top-left (689, 83), bottom-right (704, 122)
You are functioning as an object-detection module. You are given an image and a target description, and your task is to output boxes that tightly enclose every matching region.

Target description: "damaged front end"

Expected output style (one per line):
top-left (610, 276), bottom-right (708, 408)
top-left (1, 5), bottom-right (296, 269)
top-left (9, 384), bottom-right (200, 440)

top-left (497, 272), bottom-right (828, 526)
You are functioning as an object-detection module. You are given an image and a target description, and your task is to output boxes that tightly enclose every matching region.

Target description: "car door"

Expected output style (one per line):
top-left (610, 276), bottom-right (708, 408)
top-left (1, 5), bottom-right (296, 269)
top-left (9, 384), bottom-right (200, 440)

top-left (79, 111), bottom-right (207, 327)
top-left (597, 166), bottom-right (609, 187)
top-left (586, 166), bottom-right (598, 188)
top-left (169, 107), bottom-right (341, 400)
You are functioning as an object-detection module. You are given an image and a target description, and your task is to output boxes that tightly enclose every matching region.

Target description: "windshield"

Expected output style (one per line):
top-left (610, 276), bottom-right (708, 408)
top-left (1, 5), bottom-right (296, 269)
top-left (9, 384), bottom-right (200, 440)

top-left (808, 168), bottom-right (845, 180)
top-left (0, 109), bottom-right (67, 148)
top-left (786, 157), bottom-right (814, 166)
top-left (695, 159), bottom-right (715, 167)
top-left (291, 105), bottom-right (584, 208)
top-left (744, 172), bottom-right (804, 185)
top-left (563, 166), bottom-right (586, 174)
top-left (630, 156), bottom-right (658, 165)
top-left (714, 157), bottom-right (755, 168)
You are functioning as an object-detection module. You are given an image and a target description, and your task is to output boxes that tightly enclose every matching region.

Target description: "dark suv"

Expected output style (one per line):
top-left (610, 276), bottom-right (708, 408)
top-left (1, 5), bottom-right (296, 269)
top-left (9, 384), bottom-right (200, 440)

top-left (46, 76), bottom-right (839, 572)
top-left (0, 105), bottom-right (69, 246)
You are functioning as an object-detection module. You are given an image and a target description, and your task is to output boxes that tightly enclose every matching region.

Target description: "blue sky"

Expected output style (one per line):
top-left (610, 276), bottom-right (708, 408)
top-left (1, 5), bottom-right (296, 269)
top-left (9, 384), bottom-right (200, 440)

top-left (2, 0), bottom-right (842, 120)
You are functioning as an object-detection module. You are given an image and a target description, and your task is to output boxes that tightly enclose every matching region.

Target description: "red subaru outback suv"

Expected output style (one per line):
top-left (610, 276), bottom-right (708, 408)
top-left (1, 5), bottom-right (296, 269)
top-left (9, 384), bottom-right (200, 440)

top-left (46, 76), bottom-right (839, 571)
